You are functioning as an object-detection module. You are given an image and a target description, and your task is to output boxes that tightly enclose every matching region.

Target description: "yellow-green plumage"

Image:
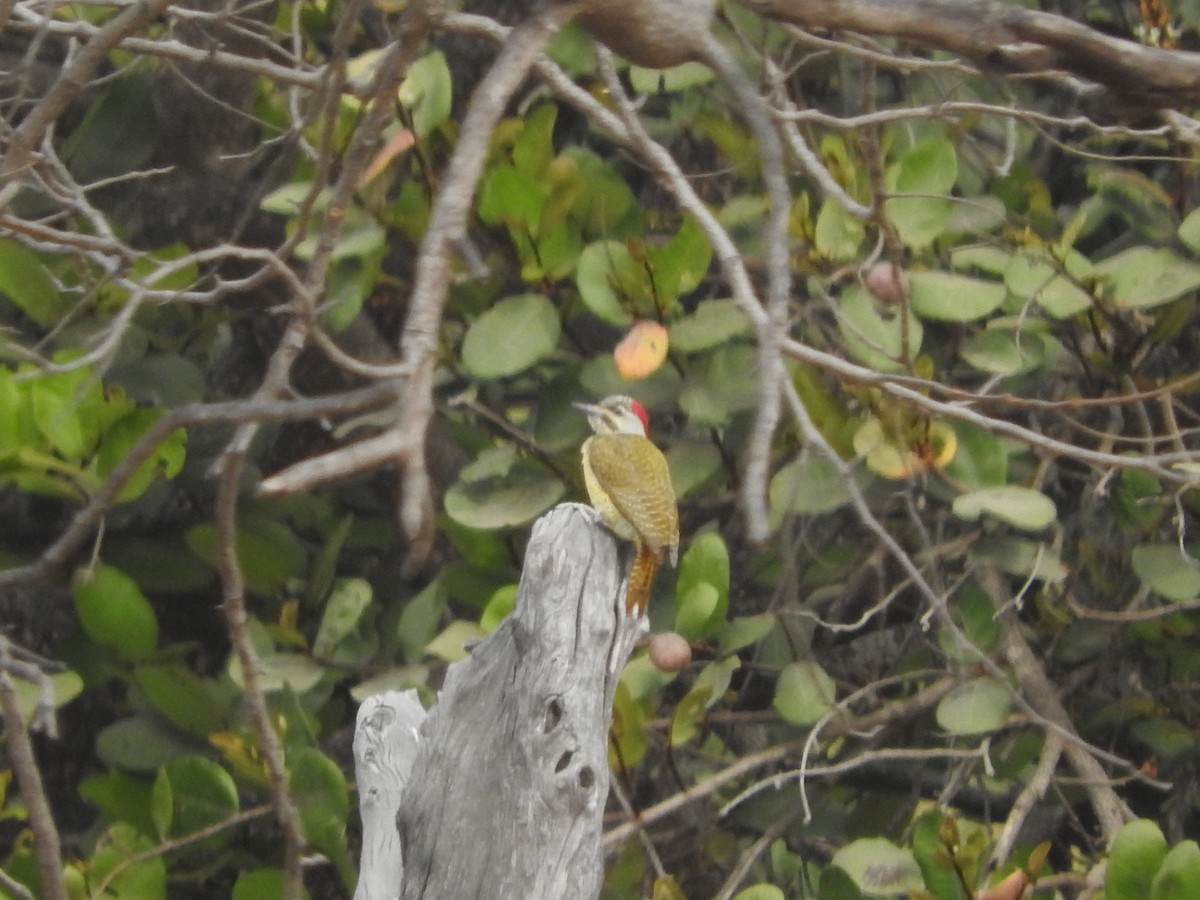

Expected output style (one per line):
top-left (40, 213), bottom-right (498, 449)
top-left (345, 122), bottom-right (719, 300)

top-left (575, 395), bottom-right (680, 613)
top-left (581, 433), bottom-right (679, 565)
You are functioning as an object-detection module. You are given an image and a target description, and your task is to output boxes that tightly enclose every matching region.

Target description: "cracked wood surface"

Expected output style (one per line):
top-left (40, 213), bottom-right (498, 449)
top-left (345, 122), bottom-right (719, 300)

top-left (356, 504), bottom-right (643, 899)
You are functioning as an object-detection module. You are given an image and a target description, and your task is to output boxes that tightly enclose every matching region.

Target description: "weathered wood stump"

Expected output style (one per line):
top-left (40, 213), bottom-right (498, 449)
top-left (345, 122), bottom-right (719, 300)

top-left (353, 503), bottom-right (643, 899)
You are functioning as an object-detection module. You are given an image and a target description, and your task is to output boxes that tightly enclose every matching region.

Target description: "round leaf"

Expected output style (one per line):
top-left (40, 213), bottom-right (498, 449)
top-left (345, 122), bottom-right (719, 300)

top-left (1131, 544), bottom-right (1200, 601)
top-left (909, 271), bottom-right (1005, 322)
top-left (1096, 246), bottom-right (1200, 310)
top-left (1150, 840), bottom-right (1200, 900)
top-left (837, 283), bottom-right (923, 373)
top-left (290, 748), bottom-right (350, 853)
top-left (95, 716), bottom-right (196, 773)
top-left (461, 293), bottom-right (561, 380)
top-left (952, 485), bottom-right (1057, 531)
top-left (769, 453), bottom-right (854, 519)
top-left (164, 755), bottom-right (239, 847)
top-left (832, 837), bottom-right (924, 895)
top-left (936, 677), bottom-right (1012, 734)
top-left (1107, 819), bottom-right (1168, 900)
top-left (960, 326), bottom-right (1060, 376)
top-left (444, 465), bottom-right (566, 530)
top-left (73, 563), bottom-right (159, 661)
top-left (576, 239), bottom-right (637, 324)
top-left (670, 299), bottom-right (752, 353)
top-left (773, 660), bottom-right (836, 725)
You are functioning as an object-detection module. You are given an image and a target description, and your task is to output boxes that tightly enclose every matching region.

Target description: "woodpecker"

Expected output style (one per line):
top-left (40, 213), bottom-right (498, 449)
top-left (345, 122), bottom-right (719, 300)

top-left (573, 395), bottom-right (680, 614)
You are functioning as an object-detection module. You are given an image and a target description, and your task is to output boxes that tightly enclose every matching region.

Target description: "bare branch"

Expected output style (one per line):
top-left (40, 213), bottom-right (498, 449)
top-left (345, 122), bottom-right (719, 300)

top-left (743, 0), bottom-right (1200, 111)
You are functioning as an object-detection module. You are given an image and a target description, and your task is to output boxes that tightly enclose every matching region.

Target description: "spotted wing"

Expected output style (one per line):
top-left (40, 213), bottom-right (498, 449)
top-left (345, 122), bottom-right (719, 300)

top-left (586, 434), bottom-right (680, 563)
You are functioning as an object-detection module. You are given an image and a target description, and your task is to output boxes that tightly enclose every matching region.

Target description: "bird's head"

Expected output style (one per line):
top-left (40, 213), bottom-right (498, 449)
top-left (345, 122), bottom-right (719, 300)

top-left (573, 395), bottom-right (651, 437)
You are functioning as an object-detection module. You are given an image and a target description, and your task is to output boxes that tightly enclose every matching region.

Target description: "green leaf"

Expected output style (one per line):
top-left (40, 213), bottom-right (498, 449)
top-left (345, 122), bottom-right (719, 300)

top-left (73, 563), bottom-right (159, 662)
top-left (94, 411), bottom-right (187, 503)
top-left (230, 651), bottom-right (326, 694)
top-left (1004, 250), bottom-right (1093, 319)
top-left (936, 677), bottom-right (1012, 734)
top-left (942, 422), bottom-right (1006, 489)
top-left (0, 240), bottom-right (66, 327)
top-left (815, 199), bottom-right (866, 262)
top-left (908, 271), bottom-right (1005, 322)
top-left (289, 747), bottom-right (354, 887)
top-left (665, 441), bottom-right (722, 499)
top-left (961, 324), bottom-right (1061, 376)
top-left (1096, 246), bottom-right (1200, 310)
top-left (424, 620), bottom-right (484, 662)
top-left (773, 660), bottom-right (836, 725)
top-left (718, 614), bottom-right (776, 655)
top-left (837, 283), bottom-right (923, 373)
top-left (952, 485), bottom-right (1057, 531)
top-left (163, 755), bottom-right (239, 849)
top-left (95, 716), bottom-right (197, 773)
top-left (911, 810), bottom-right (970, 900)
top-left (151, 762), bottom-right (174, 839)
top-left (951, 582), bottom-right (1001, 655)
top-left (769, 454), bottom-right (855, 520)
top-left (972, 536), bottom-right (1068, 583)
top-left (445, 463), bottom-right (566, 530)
top-left (674, 531), bottom-right (730, 638)
top-left (1132, 718), bottom-right (1197, 760)
top-left (313, 577), bottom-right (373, 658)
top-left (88, 823), bottom-right (168, 900)
top-left (576, 239), bottom-right (638, 324)
top-left (670, 682), bottom-right (712, 745)
top-left (629, 61), bottom-right (715, 93)
top-left (61, 73), bottom-right (157, 184)
top-left (1179, 206), bottom-right (1200, 256)
top-left (731, 886), bottom-right (785, 900)
top-left (675, 582), bottom-right (719, 640)
top-left (832, 837), bottom-right (924, 896)
top-left (1150, 840), bottom-right (1200, 900)
top-left (478, 163), bottom-right (546, 230)
top-left (886, 137), bottom-right (957, 248)
top-left (7, 669), bottom-right (83, 727)
top-left (647, 216), bottom-right (712, 302)
top-left (461, 294), bottom-right (561, 379)
top-left (186, 517), bottom-right (307, 597)
top-left (135, 662), bottom-right (230, 736)
top-left (670, 299), bottom-right (752, 353)
top-left (480, 584), bottom-right (517, 632)
top-left (678, 343), bottom-right (761, 427)
top-left (30, 373), bottom-right (94, 461)
top-left (233, 868), bottom-right (309, 900)
top-left (1131, 544), bottom-right (1200, 601)
top-left (397, 50), bottom-right (451, 137)
top-left (1108, 820), bottom-right (1168, 900)
top-left (511, 102), bottom-right (557, 178)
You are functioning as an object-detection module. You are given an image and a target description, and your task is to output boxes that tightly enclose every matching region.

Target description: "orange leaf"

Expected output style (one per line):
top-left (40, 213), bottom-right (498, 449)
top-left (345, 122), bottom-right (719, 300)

top-left (614, 321), bottom-right (669, 379)
top-left (977, 869), bottom-right (1030, 900)
top-left (358, 129), bottom-right (417, 188)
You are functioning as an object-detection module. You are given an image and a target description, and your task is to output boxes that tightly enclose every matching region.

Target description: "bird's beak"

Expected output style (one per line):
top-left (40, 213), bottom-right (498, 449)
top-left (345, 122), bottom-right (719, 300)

top-left (572, 401), bottom-right (602, 417)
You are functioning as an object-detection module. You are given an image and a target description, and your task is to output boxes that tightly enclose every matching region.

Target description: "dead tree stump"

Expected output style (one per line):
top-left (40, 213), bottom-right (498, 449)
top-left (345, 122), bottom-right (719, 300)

top-left (354, 503), bottom-right (643, 899)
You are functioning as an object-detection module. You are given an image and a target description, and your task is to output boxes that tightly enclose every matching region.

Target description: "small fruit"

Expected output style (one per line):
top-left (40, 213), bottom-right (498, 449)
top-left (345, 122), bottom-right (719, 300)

top-left (614, 320), bottom-right (670, 379)
top-left (864, 261), bottom-right (910, 304)
top-left (648, 632), bottom-right (692, 672)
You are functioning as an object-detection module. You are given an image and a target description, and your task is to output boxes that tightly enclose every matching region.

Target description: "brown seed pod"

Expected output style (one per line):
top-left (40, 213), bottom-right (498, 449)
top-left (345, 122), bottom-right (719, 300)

top-left (648, 632), bottom-right (692, 672)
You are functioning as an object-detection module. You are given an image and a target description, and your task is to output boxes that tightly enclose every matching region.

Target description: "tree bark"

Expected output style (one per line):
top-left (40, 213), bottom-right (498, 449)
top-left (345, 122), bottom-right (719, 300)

top-left (354, 690), bottom-right (428, 900)
top-left (356, 504), bottom-right (642, 899)
top-left (745, 0), bottom-right (1200, 111)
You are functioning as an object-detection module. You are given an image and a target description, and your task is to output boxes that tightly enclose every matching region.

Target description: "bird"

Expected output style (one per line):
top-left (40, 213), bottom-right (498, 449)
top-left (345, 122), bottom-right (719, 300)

top-left (573, 395), bottom-right (680, 614)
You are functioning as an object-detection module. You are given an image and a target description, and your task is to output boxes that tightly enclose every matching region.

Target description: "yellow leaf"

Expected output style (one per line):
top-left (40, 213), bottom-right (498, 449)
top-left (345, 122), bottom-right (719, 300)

top-left (614, 320), bottom-right (669, 379)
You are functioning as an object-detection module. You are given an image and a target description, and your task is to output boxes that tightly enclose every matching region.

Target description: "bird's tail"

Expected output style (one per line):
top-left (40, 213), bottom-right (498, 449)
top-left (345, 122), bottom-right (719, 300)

top-left (626, 545), bottom-right (660, 614)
